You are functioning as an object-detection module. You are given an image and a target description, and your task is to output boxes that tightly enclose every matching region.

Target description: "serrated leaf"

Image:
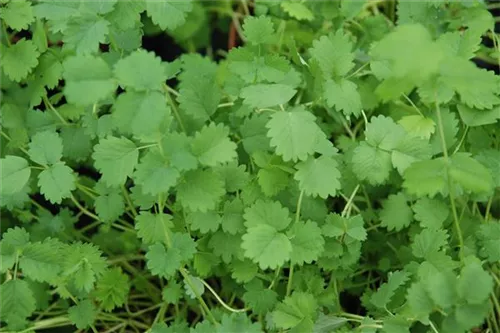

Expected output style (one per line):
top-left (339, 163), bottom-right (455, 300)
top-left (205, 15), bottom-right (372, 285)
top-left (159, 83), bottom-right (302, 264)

top-left (63, 55), bottom-right (116, 106)
top-left (310, 31), bottom-right (355, 78)
top-left (135, 212), bottom-right (173, 245)
top-left (133, 151), bottom-right (180, 195)
top-left (289, 221), bottom-right (324, 265)
top-left (242, 16), bottom-right (275, 45)
top-left (176, 169), bottom-right (225, 212)
top-left (68, 300), bottom-right (96, 329)
top-left (294, 155), bottom-right (341, 199)
top-left (191, 123), bottom-right (237, 166)
top-left (146, 0), bottom-right (192, 31)
top-left (38, 163), bottom-right (76, 204)
top-left (0, 156), bottom-right (31, 196)
top-left (1, 39), bottom-right (40, 82)
top-left (379, 193), bottom-right (413, 231)
top-left (1, 0), bottom-right (34, 30)
top-left (28, 130), bottom-right (63, 166)
top-left (112, 91), bottom-right (170, 137)
top-left (0, 280), bottom-right (36, 327)
top-left (114, 50), bottom-right (166, 91)
top-left (92, 136), bottom-right (138, 187)
top-left (242, 224), bottom-right (292, 270)
top-left (62, 16), bottom-right (109, 55)
top-left (241, 84), bottom-right (296, 109)
top-left (370, 271), bottom-right (410, 310)
top-left (266, 107), bottom-right (325, 162)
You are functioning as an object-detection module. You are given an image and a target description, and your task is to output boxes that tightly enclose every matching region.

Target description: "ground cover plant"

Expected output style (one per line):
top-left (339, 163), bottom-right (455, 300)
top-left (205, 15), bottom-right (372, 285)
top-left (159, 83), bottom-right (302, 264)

top-left (1, 0), bottom-right (500, 332)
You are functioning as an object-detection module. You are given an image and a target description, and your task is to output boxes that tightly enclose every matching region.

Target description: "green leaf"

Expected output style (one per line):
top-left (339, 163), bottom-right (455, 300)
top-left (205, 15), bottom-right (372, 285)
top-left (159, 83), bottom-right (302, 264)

top-left (273, 292), bottom-right (318, 332)
top-left (241, 84), bottom-right (296, 109)
top-left (411, 229), bottom-right (448, 259)
top-left (187, 211), bottom-right (221, 234)
top-left (221, 199), bottom-right (246, 235)
top-left (477, 223), bottom-right (500, 263)
top-left (63, 243), bottom-right (107, 293)
top-left (38, 163), bottom-right (76, 204)
top-left (191, 123), bottom-right (237, 166)
top-left (382, 315), bottom-right (410, 333)
top-left (133, 151), bottom-right (180, 195)
top-left (391, 136), bottom-right (432, 175)
top-left (68, 300), bottom-right (96, 329)
top-left (62, 16), bottom-right (109, 55)
top-left (412, 198), bottom-right (449, 229)
top-left (94, 184), bottom-right (125, 223)
top-left (177, 71), bottom-right (221, 121)
top-left (95, 267), bottom-right (130, 312)
top-left (313, 314), bottom-right (347, 333)
top-left (370, 270), bottom-right (410, 310)
top-left (322, 214), bottom-right (366, 241)
top-left (281, 2), bottom-right (314, 21)
top-left (242, 16), bottom-right (276, 45)
top-left (146, 0), bottom-right (192, 31)
top-left (310, 31), bottom-right (355, 78)
top-left (379, 193), bottom-right (413, 231)
top-left (243, 279), bottom-right (278, 315)
top-left (243, 200), bottom-right (291, 230)
top-left (457, 259), bottom-right (493, 305)
top-left (0, 280), bottom-right (36, 327)
top-left (92, 136), bottom-right (139, 187)
top-left (112, 91), bottom-right (170, 137)
top-left (176, 169), bottom-right (225, 212)
top-left (0, 227), bottom-right (30, 273)
top-left (242, 224), bottom-right (292, 270)
top-left (266, 107), bottom-right (325, 162)
top-left (63, 55), bottom-right (116, 106)
top-left (162, 282), bottom-right (182, 305)
top-left (457, 104), bottom-right (500, 127)
top-left (19, 238), bottom-right (63, 283)
top-left (288, 220), bottom-right (324, 265)
top-left (398, 115), bottom-right (436, 140)
top-left (323, 78), bottom-right (362, 117)
top-left (351, 142), bottom-right (392, 185)
top-left (294, 155), bottom-right (341, 199)
top-left (28, 130), bottom-right (63, 166)
top-left (0, 156), bottom-right (31, 196)
top-left (60, 127), bottom-right (93, 162)
top-left (0, 39), bottom-right (40, 82)
top-left (217, 313), bottom-right (264, 333)
top-left (114, 50), bottom-right (167, 91)
top-left (403, 153), bottom-right (493, 197)
top-left (1, 0), bottom-right (34, 30)
top-left (135, 212), bottom-right (173, 245)
top-left (215, 163), bottom-right (250, 193)
top-left (406, 281), bottom-right (434, 323)
top-left (146, 242), bottom-right (181, 278)
top-left (424, 270), bottom-right (458, 310)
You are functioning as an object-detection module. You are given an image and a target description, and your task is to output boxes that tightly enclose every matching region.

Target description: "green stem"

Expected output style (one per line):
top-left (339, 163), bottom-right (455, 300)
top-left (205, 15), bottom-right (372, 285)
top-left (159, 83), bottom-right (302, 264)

top-left (179, 268), bottom-right (217, 325)
top-left (200, 279), bottom-right (247, 313)
top-left (285, 265), bottom-right (294, 297)
top-left (402, 94), bottom-right (424, 116)
top-left (2, 21), bottom-right (11, 47)
top-left (122, 185), bottom-right (138, 217)
top-left (70, 195), bottom-right (100, 221)
top-left (163, 84), bottom-right (186, 133)
top-left (435, 99), bottom-right (463, 262)
top-left (43, 96), bottom-right (68, 125)
top-left (295, 190), bottom-right (305, 224)
top-left (341, 184), bottom-right (360, 218)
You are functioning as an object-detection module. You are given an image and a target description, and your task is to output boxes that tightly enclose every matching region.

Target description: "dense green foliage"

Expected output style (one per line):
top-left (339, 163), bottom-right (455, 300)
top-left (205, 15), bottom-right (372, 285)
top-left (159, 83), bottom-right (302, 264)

top-left (1, 1), bottom-right (500, 332)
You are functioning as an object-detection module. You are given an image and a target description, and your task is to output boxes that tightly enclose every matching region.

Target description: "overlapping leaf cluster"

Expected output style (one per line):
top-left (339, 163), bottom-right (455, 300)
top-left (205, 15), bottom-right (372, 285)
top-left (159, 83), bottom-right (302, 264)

top-left (1, 1), bottom-right (499, 332)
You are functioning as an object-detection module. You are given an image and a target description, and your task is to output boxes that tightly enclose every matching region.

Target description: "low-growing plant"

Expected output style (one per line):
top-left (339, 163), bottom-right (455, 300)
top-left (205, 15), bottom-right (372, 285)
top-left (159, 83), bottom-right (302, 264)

top-left (1, 0), bottom-right (499, 332)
